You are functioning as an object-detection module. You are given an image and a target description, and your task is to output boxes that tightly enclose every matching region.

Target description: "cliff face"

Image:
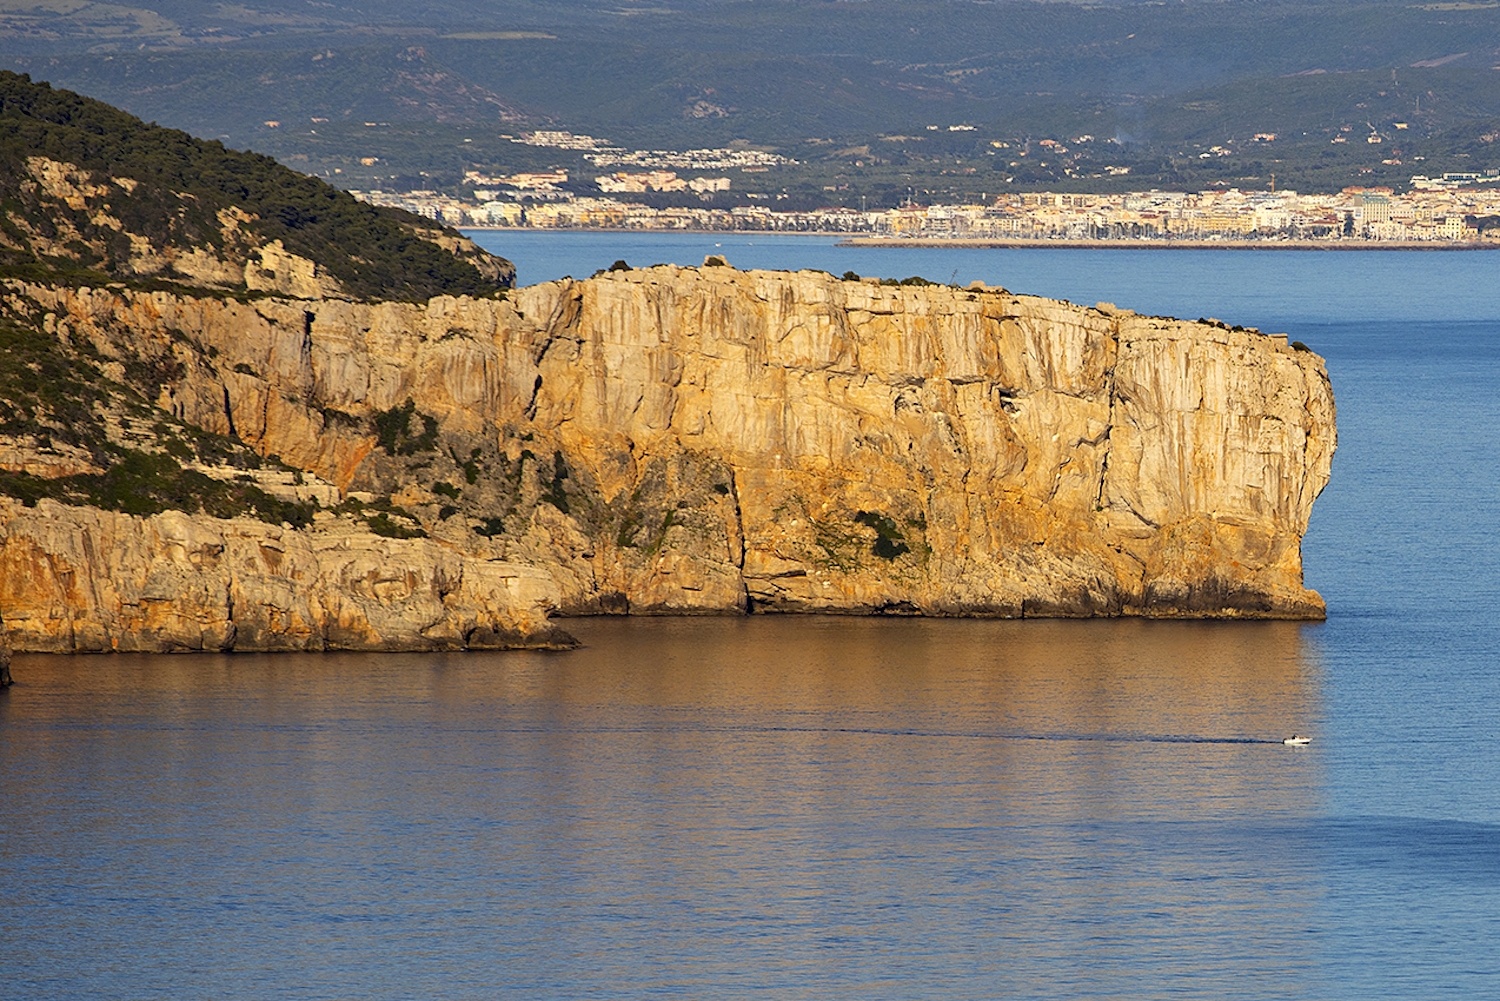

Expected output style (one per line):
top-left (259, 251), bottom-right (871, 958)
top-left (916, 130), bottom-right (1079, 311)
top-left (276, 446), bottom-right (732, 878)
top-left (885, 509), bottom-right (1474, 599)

top-left (544, 269), bottom-right (1333, 618)
top-left (0, 265), bottom-right (1335, 652)
top-left (0, 499), bottom-right (571, 652)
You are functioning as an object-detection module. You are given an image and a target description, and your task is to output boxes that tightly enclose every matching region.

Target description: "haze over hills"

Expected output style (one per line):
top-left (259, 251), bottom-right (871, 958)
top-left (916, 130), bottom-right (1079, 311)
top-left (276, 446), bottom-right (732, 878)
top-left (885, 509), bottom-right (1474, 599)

top-left (4, 0), bottom-right (1500, 199)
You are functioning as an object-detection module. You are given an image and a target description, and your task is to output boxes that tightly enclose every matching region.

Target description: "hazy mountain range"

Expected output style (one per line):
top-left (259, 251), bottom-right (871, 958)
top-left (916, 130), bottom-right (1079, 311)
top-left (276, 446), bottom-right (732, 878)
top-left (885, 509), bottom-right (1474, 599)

top-left (5, 0), bottom-right (1500, 196)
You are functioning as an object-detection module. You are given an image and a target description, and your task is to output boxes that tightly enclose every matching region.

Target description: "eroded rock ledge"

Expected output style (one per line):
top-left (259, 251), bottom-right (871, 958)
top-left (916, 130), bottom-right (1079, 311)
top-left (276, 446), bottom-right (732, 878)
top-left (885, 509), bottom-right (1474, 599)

top-left (0, 265), bottom-right (1335, 652)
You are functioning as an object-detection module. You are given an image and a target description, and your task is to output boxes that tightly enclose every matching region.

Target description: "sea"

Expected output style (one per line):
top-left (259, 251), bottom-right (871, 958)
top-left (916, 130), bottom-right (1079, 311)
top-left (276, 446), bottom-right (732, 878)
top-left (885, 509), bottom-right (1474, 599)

top-left (2, 234), bottom-right (1497, 999)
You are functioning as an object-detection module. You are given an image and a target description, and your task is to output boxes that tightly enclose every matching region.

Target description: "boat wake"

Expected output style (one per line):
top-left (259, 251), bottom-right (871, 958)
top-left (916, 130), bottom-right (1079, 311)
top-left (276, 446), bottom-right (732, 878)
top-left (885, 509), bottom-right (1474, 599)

top-left (753, 725), bottom-right (1294, 746)
top-left (507, 722), bottom-right (1306, 746)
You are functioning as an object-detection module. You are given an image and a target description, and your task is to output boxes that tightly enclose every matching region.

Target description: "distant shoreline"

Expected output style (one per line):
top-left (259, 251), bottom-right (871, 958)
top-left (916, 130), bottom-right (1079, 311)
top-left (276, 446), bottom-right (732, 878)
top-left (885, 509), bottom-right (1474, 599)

top-left (837, 237), bottom-right (1500, 251)
top-left (461, 228), bottom-right (1500, 250)
top-left (460, 228), bottom-right (834, 237)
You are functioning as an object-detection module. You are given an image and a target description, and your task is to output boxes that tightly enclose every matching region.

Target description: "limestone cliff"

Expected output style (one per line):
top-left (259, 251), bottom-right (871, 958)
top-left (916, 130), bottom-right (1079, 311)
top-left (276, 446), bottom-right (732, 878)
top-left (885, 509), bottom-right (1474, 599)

top-left (0, 499), bottom-right (571, 653)
top-left (0, 264), bottom-right (1335, 652)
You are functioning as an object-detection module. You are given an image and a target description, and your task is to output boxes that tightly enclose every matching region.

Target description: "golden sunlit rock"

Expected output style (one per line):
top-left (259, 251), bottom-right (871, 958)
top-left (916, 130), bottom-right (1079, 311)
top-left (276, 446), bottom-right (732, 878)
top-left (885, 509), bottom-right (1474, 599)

top-left (0, 264), bottom-right (1334, 651)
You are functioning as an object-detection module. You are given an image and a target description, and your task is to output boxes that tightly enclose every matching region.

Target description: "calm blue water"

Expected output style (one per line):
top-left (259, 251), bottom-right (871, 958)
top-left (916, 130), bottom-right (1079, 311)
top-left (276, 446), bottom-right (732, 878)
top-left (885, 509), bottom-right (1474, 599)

top-left (475, 230), bottom-right (1500, 327)
top-left (3, 236), bottom-right (1498, 998)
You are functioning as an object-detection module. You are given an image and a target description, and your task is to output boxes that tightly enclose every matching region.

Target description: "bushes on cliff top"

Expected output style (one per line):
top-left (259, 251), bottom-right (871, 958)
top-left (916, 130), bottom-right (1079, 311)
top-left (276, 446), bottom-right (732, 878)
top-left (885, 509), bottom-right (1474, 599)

top-left (0, 71), bottom-right (508, 300)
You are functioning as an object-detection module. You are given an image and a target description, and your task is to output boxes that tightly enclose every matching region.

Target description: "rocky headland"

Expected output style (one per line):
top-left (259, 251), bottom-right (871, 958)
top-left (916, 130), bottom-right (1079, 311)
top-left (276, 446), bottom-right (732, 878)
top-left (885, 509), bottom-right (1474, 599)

top-left (1, 264), bottom-right (1336, 652)
top-left (0, 74), bottom-right (1336, 653)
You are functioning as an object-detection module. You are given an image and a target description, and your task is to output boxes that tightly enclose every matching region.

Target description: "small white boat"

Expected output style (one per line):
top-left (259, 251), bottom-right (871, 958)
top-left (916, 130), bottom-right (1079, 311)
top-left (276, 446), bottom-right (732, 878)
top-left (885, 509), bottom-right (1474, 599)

top-left (1282, 735), bottom-right (1313, 746)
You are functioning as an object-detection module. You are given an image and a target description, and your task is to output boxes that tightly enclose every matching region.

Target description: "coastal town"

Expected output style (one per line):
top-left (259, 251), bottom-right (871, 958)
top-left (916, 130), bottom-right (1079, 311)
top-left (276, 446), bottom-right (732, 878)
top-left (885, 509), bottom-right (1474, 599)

top-left (338, 128), bottom-right (1500, 244)
top-left (353, 173), bottom-right (1500, 244)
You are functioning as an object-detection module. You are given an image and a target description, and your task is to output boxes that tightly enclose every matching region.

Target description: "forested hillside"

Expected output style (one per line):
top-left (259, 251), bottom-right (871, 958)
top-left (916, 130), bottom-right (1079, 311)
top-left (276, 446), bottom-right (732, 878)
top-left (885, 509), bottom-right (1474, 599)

top-left (0, 72), bottom-right (513, 298)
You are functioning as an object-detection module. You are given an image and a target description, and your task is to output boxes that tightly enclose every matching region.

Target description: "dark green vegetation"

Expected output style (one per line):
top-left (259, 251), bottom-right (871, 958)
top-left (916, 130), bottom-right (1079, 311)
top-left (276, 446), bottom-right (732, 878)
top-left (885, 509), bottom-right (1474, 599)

top-left (0, 315), bottom-right (112, 452)
top-left (0, 307), bottom-right (314, 526)
top-left (0, 71), bottom-right (512, 298)
top-left (855, 511), bottom-right (912, 561)
top-left (0, 452), bottom-right (316, 528)
top-left (4, 1), bottom-right (1500, 198)
top-left (373, 399), bottom-right (440, 456)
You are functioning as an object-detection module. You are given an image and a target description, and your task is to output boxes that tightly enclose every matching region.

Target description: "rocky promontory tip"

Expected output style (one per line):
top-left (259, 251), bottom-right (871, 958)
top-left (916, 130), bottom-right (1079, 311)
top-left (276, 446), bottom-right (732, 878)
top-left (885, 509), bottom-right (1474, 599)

top-left (0, 260), bottom-right (1334, 653)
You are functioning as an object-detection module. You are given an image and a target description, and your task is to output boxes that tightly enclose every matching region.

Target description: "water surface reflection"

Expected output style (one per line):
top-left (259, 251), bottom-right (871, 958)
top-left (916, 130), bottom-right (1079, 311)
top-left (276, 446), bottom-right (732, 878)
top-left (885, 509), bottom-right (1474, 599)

top-left (3, 618), bottom-right (1327, 999)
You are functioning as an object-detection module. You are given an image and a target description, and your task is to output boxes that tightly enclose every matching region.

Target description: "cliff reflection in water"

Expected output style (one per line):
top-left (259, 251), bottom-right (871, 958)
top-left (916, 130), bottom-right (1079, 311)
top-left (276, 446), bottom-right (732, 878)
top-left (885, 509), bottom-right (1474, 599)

top-left (529, 617), bottom-right (1323, 818)
top-left (2, 618), bottom-right (1326, 999)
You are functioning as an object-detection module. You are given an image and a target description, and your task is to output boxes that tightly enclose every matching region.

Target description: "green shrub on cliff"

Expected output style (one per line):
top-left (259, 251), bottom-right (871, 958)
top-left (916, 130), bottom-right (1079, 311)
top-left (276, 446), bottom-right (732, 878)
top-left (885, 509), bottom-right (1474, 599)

top-left (364, 510), bottom-right (426, 539)
top-left (373, 398), bottom-right (440, 455)
top-left (0, 451), bottom-right (316, 528)
top-left (1, 298), bottom-right (317, 527)
top-left (0, 319), bottom-right (110, 449)
top-left (855, 511), bottom-right (912, 560)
